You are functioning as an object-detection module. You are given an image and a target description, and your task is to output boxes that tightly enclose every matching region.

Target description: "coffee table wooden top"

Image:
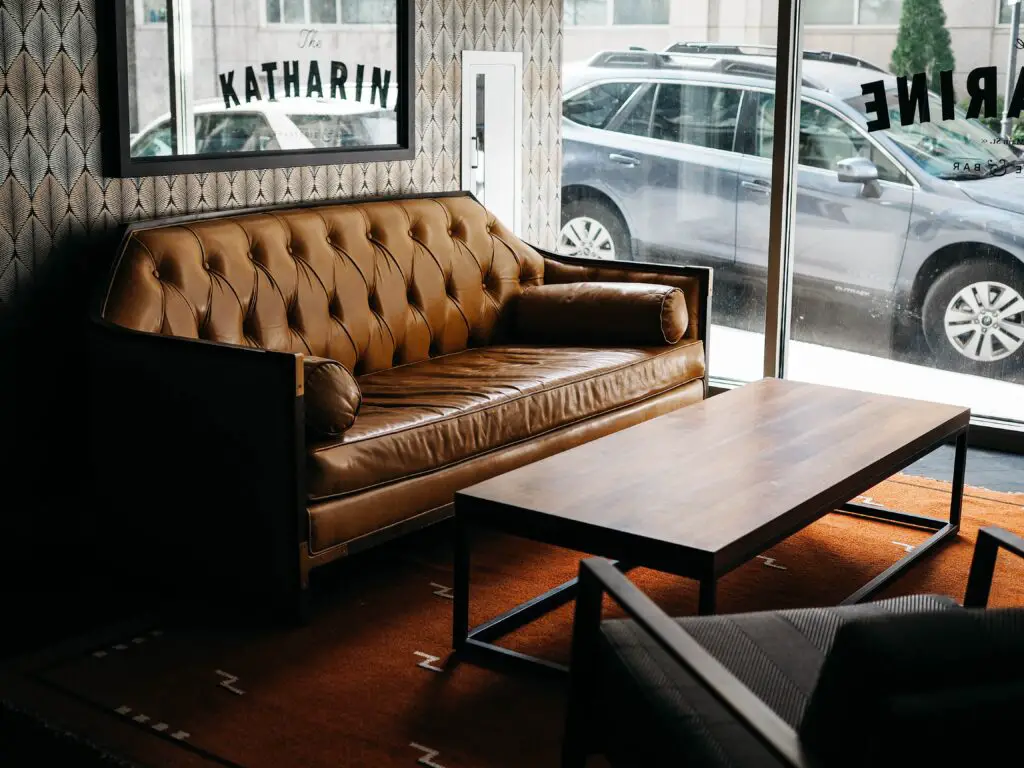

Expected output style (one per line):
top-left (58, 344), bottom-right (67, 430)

top-left (456, 378), bottom-right (970, 575)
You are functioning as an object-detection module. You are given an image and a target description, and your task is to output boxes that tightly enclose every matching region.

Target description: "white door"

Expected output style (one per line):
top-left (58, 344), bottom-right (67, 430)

top-left (461, 51), bottom-right (523, 236)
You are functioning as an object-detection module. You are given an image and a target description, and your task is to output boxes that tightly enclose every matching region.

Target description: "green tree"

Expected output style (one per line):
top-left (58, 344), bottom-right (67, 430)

top-left (890, 0), bottom-right (956, 95)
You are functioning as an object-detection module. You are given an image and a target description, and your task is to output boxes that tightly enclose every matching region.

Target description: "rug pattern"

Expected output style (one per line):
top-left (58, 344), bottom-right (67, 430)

top-left (2, 475), bottom-right (1023, 767)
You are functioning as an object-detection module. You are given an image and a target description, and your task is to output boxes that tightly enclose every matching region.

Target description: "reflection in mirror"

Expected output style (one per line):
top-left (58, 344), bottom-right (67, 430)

top-left (127, 0), bottom-right (400, 160)
top-left (472, 73), bottom-right (486, 203)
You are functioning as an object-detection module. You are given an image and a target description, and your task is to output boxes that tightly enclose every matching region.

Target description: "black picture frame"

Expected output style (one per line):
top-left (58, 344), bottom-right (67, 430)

top-left (99, 0), bottom-right (416, 177)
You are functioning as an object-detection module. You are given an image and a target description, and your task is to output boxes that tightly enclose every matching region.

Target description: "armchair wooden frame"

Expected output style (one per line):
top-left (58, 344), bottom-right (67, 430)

top-left (562, 526), bottom-right (1024, 768)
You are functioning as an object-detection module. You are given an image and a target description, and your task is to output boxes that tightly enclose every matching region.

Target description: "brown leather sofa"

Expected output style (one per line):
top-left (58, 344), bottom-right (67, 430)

top-left (88, 192), bottom-right (711, 620)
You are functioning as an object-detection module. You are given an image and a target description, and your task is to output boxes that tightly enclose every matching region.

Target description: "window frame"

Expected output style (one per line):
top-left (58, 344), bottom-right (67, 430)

top-left (104, 0), bottom-right (415, 176)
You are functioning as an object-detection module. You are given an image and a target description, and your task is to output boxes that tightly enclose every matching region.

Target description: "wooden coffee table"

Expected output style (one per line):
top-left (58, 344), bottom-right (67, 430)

top-left (451, 377), bottom-right (969, 675)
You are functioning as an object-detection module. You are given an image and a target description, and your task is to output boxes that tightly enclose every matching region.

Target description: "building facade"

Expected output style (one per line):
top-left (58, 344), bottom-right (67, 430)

top-left (563, 0), bottom-right (1020, 93)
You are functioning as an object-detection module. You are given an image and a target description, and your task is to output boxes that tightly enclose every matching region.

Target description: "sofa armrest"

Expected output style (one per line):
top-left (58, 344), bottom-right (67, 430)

top-left (514, 282), bottom-right (689, 346)
top-left (88, 317), bottom-right (307, 621)
top-left (964, 526), bottom-right (1024, 607)
top-left (565, 558), bottom-right (812, 768)
top-left (540, 249), bottom-right (713, 367)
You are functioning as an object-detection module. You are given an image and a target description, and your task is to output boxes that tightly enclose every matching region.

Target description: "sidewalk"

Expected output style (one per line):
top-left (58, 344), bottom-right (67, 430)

top-left (710, 325), bottom-right (1024, 424)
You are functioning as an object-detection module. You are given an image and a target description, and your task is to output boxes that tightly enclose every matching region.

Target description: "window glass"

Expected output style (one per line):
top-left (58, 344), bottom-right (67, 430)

top-left (845, 91), bottom-right (1016, 178)
top-left (283, 0), bottom-right (304, 23)
top-left (804, 0), bottom-right (855, 24)
top-left (564, 0), bottom-right (608, 25)
top-left (196, 113), bottom-right (280, 153)
top-left (614, 85), bottom-right (656, 137)
top-left (342, 0), bottom-right (397, 23)
top-left (652, 84), bottom-right (741, 151)
top-left (266, 0), bottom-right (282, 23)
top-left (288, 113), bottom-right (372, 147)
top-left (613, 0), bottom-right (670, 24)
top-left (311, 0), bottom-right (337, 24)
top-left (564, 82), bottom-right (639, 128)
top-left (1001, 2), bottom-right (1013, 23)
top-left (858, 0), bottom-right (901, 24)
top-left (142, 0), bottom-right (167, 23)
top-left (752, 94), bottom-right (906, 183)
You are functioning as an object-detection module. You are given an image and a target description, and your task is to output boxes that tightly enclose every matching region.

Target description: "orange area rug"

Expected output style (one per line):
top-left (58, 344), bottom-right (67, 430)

top-left (2, 475), bottom-right (1022, 767)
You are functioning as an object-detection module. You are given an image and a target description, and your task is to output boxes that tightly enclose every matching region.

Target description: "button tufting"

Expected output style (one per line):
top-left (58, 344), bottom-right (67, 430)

top-left (152, 269), bottom-right (160, 279)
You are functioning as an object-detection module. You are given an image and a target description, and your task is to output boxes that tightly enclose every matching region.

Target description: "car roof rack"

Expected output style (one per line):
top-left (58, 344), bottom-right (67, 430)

top-left (586, 49), bottom-right (823, 89)
top-left (587, 50), bottom-right (691, 69)
top-left (663, 42), bottom-right (887, 72)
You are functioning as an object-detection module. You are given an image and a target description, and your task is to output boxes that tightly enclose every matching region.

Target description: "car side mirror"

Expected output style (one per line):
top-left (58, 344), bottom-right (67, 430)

top-left (837, 156), bottom-right (882, 198)
top-left (836, 156), bottom-right (879, 184)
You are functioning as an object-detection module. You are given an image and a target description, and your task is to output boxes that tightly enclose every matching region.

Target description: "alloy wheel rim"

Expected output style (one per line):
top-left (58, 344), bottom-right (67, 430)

top-left (558, 216), bottom-right (615, 260)
top-left (943, 280), bottom-right (1024, 363)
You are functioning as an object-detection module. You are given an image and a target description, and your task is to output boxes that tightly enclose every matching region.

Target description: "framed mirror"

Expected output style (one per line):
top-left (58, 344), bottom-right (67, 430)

top-left (100, 0), bottom-right (414, 177)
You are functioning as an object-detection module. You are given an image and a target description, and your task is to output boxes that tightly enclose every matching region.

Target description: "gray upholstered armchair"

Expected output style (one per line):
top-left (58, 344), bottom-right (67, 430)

top-left (562, 526), bottom-right (1024, 767)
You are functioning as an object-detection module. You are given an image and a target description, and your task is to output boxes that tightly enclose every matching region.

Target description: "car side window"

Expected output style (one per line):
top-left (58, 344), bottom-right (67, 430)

top-left (752, 93), bottom-right (907, 184)
top-left (287, 113), bottom-right (373, 148)
top-left (651, 84), bottom-right (742, 152)
top-left (196, 113), bottom-right (280, 153)
top-left (611, 85), bottom-right (656, 137)
top-left (133, 120), bottom-right (173, 156)
top-left (564, 82), bottom-right (640, 129)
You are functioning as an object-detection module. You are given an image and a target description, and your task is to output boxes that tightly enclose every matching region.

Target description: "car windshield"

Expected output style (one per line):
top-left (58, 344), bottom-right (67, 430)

top-left (846, 89), bottom-right (1018, 178)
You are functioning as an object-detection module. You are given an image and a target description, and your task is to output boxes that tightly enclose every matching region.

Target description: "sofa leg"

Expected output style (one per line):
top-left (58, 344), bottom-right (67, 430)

top-left (289, 585), bottom-right (312, 626)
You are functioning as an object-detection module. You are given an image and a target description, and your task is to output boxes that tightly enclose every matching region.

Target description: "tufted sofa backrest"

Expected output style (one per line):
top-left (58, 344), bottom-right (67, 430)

top-left (102, 195), bottom-right (546, 374)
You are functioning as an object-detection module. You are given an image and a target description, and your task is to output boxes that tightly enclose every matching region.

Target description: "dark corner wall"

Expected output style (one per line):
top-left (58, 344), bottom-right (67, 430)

top-left (0, 0), bottom-right (562, 647)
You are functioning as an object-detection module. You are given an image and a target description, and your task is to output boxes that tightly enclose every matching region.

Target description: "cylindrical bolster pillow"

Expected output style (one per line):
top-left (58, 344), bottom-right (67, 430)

top-left (303, 356), bottom-right (362, 439)
top-left (514, 282), bottom-right (689, 346)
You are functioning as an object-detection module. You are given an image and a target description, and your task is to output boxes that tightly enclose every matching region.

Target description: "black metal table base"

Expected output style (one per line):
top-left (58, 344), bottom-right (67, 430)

top-left (452, 431), bottom-right (967, 677)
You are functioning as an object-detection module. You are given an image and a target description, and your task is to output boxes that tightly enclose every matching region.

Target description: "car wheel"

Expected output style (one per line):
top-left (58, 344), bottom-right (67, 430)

top-left (921, 261), bottom-right (1024, 374)
top-left (558, 199), bottom-right (632, 261)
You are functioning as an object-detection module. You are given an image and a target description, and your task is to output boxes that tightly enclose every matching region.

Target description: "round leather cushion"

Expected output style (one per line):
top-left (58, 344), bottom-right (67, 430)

top-left (515, 282), bottom-right (689, 346)
top-left (303, 356), bottom-right (362, 438)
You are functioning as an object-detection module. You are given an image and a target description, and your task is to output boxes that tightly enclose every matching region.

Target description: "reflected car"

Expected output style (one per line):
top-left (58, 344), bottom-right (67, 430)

top-left (560, 45), bottom-right (1024, 376)
top-left (130, 96), bottom-right (399, 156)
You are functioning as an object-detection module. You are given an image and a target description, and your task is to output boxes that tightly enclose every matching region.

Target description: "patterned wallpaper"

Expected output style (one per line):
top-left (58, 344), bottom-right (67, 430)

top-left (0, 0), bottom-right (564, 318)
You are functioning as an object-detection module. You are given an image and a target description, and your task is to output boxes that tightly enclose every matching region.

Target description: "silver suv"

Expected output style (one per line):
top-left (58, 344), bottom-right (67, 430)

top-left (560, 44), bottom-right (1024, 376)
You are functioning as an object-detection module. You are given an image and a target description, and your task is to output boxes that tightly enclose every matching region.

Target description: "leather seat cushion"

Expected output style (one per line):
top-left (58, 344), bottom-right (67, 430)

top-left (306, 340), bottom-right (705, 501)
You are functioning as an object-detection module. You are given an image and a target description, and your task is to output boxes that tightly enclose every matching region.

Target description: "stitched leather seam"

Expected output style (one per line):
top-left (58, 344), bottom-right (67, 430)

top-left (311, 340), bottom-right (704, 452)
top-left (307, 376), bottom-right (703, 504)
top-left (658, 287), bottom-right (685, 345)
top-left (162, 280), bottom-right (201, 334)
top-left (316, 208), bottom-right (371, 291)
top-left (267, 211), bottom-right (302, 319)
top-left (179, 225), bottom-right (216, 335)
top-left (132, 238), bottom-right (175, 333)
top-left (398, 204), bottom-right (438, 346)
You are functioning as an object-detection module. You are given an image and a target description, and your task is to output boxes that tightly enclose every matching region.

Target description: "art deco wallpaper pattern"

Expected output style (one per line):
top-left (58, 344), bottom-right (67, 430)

top-left (0, 0), bottom-right (564, 315)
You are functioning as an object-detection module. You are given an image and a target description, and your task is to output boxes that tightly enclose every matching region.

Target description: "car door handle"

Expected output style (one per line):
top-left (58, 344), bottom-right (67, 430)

top-left (609, 153), bottom-right (639, 167)
top-left (741, 179), bottom-right (771, 194)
